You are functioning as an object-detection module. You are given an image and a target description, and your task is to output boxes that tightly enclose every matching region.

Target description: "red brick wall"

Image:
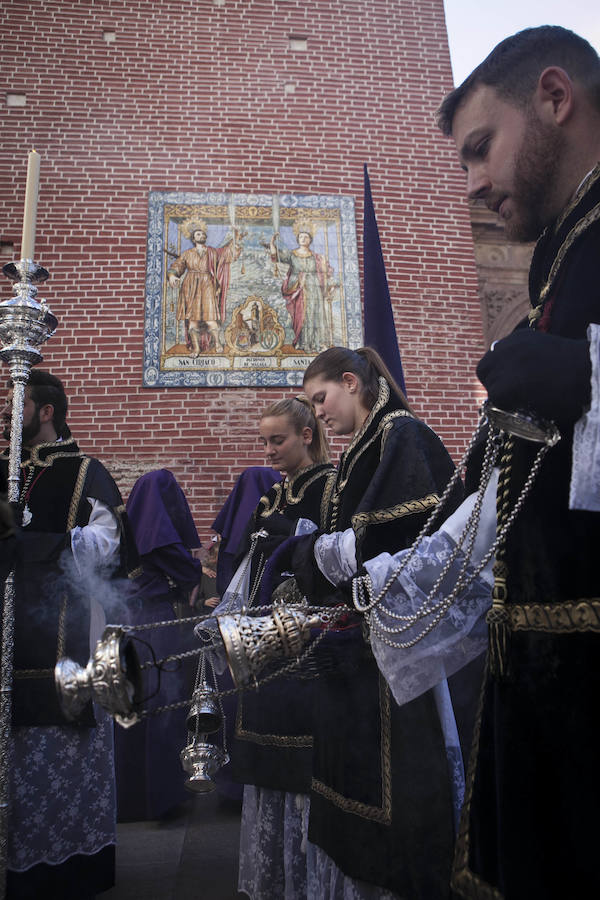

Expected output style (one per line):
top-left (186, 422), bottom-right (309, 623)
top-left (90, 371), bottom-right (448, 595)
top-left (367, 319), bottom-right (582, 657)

top-left (0, 0), bottom-right (484, 541)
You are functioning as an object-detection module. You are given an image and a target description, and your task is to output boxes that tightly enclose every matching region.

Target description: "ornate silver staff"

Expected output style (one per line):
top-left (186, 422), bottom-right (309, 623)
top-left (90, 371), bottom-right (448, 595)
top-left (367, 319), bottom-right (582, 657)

top-left (0, 150), bottom-right (57, 898)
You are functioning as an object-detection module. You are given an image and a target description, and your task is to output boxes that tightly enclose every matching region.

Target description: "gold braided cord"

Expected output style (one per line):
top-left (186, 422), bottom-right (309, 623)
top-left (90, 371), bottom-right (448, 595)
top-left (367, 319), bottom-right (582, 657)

top-left (528, 195), bottom-right (600, 325)
top-left (66, 456), bottom-right (90, 531)
top-left (486, 436), bottom-right (514, 679)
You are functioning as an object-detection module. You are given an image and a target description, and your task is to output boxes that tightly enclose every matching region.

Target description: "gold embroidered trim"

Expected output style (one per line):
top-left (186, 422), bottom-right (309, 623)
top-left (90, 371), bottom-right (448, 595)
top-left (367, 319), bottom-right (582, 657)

top-left (553, 163), bottom-right (600, 235)
top-left (258, 466), bottom-right (335, 518)
top-left (451, 658), bottom-right (504, 900)
top-left (257, 482), bottom-right (284, 518)
top-left (327, 407), bottom-right (412, 533)
top-left (343, 376), bottom-right (390, 459)
top-left (537, 200), bottom-right (600, 310)
top-left (67, 457), bottom-right (90, 530)
top-left (334, 408), bottom-right (412, 498)
top-left (510, 599), bottom-right (600, 633)
top-left (311, 675), bottom-right (392, 824)
top-left (319, 469), bottom-right (336, 529)
top-left (17, 438), bottom-right (81, 468)
top-left (235, 693), bottom-right (313, 748)
top-left (351, 492), bottom-right (440, 531)
top-left (529, 165), bottom-right (600, 324)
top-left (379, 410), bottom-right (413, 459)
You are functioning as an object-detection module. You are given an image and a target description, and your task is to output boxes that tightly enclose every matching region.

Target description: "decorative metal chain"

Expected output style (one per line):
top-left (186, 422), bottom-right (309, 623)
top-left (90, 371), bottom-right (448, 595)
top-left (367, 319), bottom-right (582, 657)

top-left (141, 603), bottom-right (347, 719)
top-left (139, 645), bottom-right (205, 671)
top-left (111, 613), bottom-right (210, 634)
top-left (356, 419), bottom-right (554, 650)
top-left (365, 423), bottom-right (503, 623)
top-left (352, 410), bottom-right (497, 616)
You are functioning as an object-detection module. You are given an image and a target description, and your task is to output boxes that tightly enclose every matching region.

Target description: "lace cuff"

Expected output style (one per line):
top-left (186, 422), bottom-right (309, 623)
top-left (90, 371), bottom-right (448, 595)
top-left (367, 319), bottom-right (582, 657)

top-left (366, 532), bottom-right (491, 706)
top-left (570, 324), bottom-right (600, 510)
top-left (362, 479), bottom-right (498, 707)
top-left (314, 528), bottom-right (357, 585)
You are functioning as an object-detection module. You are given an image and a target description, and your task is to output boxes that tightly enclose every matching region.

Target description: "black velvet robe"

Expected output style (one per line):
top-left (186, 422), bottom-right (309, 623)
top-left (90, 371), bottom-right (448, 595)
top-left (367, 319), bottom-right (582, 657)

top-left (308, 379), bottom-right (466, 898)
top-left (0, 437), bottom-right (139, 726)
top-left (230, 462), bottom-right (336, 792)
top-left (453, 166), bottom-right (600, 900)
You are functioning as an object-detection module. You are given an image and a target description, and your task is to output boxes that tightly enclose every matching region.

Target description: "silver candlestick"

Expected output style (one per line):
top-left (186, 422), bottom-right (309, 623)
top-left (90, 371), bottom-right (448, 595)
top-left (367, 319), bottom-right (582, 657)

top-left (0, 257), bottom-right (57, 898)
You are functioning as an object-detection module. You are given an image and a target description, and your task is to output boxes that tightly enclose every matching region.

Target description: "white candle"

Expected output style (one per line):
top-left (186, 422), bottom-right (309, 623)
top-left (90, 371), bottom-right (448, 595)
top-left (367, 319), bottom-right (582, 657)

top-left (21, 149), bottom-right (40, 260)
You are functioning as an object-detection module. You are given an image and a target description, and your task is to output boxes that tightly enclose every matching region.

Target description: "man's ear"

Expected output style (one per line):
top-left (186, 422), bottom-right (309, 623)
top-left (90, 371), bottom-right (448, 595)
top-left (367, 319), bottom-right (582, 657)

top-left (38, 403), bottom-right (54, 425)
top-left (534, 66), bottom-right (574, 126)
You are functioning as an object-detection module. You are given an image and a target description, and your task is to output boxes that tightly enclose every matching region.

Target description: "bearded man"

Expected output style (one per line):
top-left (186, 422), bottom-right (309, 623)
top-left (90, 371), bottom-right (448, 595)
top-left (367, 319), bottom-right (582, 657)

top-left (0, 369), bottom-right (139, 899)
top-left (436, 25), bottom-right (600, 900)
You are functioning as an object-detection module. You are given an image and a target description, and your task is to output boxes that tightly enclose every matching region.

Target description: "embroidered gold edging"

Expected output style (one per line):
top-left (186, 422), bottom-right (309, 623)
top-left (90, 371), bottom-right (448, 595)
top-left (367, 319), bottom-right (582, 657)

top-left (351, 492), bottom-right (440, 531)
top-left (538, 201), bottom-right (600, 309)
top-left (235, 693), bottom-right (313, 748)
top-left (282, 465), bottom-right (335, 507)
top-left (337, 429), bottom-right (380, 490)
top-left (335, 411), bottom-right (410, 502)
top-left (311, 674), bottom-right (392, 825)
top-left (379, 410), bottom-right (413, 459)
top-left (552, 163), bottom-right (600, 235)
top-left (319, 469), bottom-right (336, 530)
top-left (451, 658), bottom-right (504, 900)
top-left (21, 438), bottom-right (81, 468)
top-left (258, 466), bottom-right (334, 519)
top-left (257, 482), bottom-right (284, 518)
top-left (67, 457), bottom-right (91, 530)
top-left (343, 377), bottom-right (390, 459)
top-left (510, 599), bottom-right (600, 633)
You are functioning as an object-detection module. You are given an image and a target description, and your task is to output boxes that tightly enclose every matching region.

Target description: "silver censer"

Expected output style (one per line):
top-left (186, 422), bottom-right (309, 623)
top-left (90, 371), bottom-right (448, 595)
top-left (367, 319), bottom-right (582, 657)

top-left (55, 625), bottom-right (143, 728)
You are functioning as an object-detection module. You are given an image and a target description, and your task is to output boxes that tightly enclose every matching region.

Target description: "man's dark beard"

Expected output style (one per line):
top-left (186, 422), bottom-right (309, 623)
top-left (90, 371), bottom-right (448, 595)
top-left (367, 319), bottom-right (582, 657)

top-left (508, 111), bottom-right (565, 242)
top-left (3, 407), bottom-right (41, 445)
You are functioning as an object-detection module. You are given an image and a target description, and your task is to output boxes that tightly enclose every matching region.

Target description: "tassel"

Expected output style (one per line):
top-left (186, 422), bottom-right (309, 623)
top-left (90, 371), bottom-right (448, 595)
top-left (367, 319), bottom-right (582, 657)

top-left (487, 561), bottom-right (511, 679)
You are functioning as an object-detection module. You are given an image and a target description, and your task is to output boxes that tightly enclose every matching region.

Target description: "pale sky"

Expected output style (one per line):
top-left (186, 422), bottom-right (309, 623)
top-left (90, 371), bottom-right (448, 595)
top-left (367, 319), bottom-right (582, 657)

top-left (443, 1), bottom-right (600, 85)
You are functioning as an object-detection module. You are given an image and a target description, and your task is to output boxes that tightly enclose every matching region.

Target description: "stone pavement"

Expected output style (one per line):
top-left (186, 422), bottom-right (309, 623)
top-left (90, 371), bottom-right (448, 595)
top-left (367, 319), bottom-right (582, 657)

top-left (103, 792), bottom-right (243, 900)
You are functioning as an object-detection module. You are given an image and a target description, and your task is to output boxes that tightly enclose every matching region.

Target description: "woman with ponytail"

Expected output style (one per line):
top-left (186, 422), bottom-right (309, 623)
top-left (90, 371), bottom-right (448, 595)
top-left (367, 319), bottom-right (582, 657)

top-left (231, 395), bottom-right (336, 900)
top-left (268, 346), bottom-right (472, 899)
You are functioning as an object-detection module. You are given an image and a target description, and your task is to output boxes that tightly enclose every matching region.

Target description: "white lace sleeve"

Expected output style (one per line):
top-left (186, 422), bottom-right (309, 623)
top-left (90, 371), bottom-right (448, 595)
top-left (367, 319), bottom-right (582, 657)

top-left (70, 498), bottom-right (120, 575)
top-left (363, 471), bottom-right (498, 707)
top-left (570, 323), bottom-right (600, 511)
top-left (314, 528), bottom-right (357, 585)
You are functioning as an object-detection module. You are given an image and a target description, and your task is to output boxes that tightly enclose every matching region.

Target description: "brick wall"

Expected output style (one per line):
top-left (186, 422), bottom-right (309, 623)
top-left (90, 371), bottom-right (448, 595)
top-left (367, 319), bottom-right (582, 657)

top-left (0, 0), bottom-right (484, 541)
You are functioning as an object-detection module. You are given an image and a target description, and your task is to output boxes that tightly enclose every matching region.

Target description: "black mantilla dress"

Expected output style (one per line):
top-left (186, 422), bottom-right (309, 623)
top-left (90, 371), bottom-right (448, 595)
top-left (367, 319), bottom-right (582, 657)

top-left (304, 378), bottom-right (472, 899)
top-left (231, 462), bottom-right (337, 898)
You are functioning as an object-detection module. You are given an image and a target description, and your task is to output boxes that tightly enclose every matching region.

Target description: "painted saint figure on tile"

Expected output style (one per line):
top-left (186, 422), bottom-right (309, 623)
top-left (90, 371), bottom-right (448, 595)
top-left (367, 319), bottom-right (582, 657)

top-left (269, 217), bottom-right (334, 352)
top-left (167, 218), bottom-right (242, 356)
